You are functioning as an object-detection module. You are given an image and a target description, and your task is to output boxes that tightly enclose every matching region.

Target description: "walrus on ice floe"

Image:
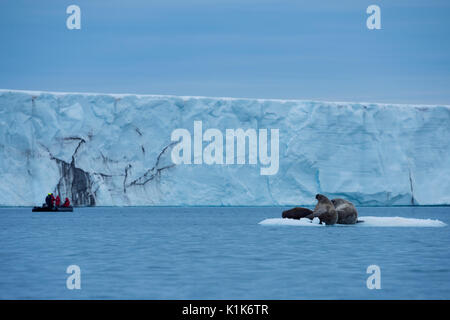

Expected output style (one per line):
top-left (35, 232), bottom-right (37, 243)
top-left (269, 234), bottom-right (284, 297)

top-left (281, 195), bottom-right (361, 225)
top-left (282, 207), bottom-right (313, 220)
top-left (331, 198), bottom-right (358, 224)
top-left (308, 194), bottom-right (338, 225)
top-left (281, 194), bottom-right (338, 225)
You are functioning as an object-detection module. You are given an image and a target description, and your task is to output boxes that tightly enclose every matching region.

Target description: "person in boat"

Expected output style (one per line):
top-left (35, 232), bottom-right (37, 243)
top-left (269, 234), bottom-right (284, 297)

top-left (55, 195), bottom-right (61, 207)
top-left (45, 193), bottom-right (54, 209)
top-left (63, 198), bottom-right (71, 207)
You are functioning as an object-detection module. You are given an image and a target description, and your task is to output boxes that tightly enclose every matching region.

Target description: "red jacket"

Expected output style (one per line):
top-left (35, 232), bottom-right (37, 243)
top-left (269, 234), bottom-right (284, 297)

top-left (51, 194), bottom-right (56, 204)
top-left (55, 195), bottom-right (61, 206)
top-left (63, 198), bottom-right (71, 207)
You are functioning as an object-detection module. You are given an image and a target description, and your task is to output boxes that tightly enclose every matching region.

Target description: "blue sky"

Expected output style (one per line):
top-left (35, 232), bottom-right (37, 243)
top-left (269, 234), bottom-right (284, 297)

top-left (0, 0), bottom-right (449, 104)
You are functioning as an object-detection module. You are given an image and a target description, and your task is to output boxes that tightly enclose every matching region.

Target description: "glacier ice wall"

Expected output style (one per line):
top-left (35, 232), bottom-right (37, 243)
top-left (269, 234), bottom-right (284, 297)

top-left (0, 89), bottom-right (449, 206)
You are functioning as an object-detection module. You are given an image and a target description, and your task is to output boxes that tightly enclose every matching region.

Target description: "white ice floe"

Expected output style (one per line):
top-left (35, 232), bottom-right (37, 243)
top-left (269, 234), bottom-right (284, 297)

top-left (259, 216), bottom-right (446, 227)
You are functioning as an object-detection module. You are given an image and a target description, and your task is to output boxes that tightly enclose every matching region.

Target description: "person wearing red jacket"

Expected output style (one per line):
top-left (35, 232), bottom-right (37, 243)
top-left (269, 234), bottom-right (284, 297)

top-left (63, 198), bottom-right (71, 207)
top-left (51, 193), bottom-right (56, 206)
top-left (55, 195), bottom-right (61, 207)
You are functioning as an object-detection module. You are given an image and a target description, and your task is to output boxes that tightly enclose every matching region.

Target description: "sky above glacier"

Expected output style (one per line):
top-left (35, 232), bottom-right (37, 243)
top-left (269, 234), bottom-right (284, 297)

top-left (0, 0), bottom-right (449, 104)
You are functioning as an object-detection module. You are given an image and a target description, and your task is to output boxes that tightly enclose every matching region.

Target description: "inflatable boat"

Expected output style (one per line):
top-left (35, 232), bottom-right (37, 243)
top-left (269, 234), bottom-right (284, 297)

top-left (32, 206), bottom-right (74, 212)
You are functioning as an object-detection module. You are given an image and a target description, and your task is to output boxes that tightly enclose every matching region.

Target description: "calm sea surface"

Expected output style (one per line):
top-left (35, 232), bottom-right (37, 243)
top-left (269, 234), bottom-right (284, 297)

top-left (0, 206), bottom-right (449, 299)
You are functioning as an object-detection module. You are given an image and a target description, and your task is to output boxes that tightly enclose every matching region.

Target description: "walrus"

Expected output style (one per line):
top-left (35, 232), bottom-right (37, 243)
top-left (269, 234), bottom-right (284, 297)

top-left (282, 207), bottom-right (313, 220)
top-left (306, 194), bottom-right (338, 225)
top-left (331, 198), bottom-right (358, 224)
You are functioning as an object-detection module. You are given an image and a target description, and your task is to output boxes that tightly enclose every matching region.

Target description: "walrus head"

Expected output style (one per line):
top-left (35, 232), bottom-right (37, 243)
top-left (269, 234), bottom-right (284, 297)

top-left (315, 194), bottom-right (327, 201)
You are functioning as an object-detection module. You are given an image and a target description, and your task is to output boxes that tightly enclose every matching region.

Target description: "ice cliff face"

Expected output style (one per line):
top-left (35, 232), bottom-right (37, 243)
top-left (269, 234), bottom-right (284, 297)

top-left (0, 89), bottom-right (449, 206)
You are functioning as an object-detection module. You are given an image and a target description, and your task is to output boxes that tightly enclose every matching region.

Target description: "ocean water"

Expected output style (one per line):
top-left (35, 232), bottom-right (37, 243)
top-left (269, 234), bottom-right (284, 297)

top-left (0, 206), bottom-right (449, 299)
